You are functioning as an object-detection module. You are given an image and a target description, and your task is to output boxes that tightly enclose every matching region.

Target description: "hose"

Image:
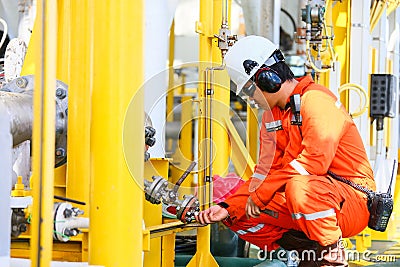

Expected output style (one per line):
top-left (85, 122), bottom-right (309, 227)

top-left (306, 40), bottom-right (330, 73)
top-left (337, 83), bottom-right (369, 118)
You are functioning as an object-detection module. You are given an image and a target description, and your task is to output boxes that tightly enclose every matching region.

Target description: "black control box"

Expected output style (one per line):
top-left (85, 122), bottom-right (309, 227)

top-left (370, 74), bottom-right (397, 118)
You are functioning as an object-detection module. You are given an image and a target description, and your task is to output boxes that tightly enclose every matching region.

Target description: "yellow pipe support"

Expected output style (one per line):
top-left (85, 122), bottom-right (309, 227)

top-left (162, 233), bottom-right (176, 267)
top-left (225, 117), bottom-right (255, 181)
top-left (331, 0), bottom-right (350, 87)
top-left (167, 20), bottom-right (175, 153)
top-left (188, 0), bottom-right (218, 266)
top-left (67, 0), bottom-right (92, 217)
top-left (246, 105), bottom-right (259, 163)
top-left (30, 0), bottom-right (58, 266)
top-left (89, 0), bottom-right (144, 266)
top-left (53, 0), bottom-right (70, 200)
top-left (167, 20), bottom-right (175, 124)
top-left (143, 158), bottom-right (168, 267)
top-left (211, 0), bottom-right (231, 177)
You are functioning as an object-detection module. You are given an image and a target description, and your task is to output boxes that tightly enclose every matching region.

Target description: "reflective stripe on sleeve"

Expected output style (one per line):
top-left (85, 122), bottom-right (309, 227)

top-left (292, 208), bottom-right (336, 221)
top-left (265, 120), bottom-right (283, 132)
top-left (252, 172), bottom-right (266, 180)
top-left (247, 224), bottom-right (265, 233)
top-left (289, 159), bottom-right (310, 175)
top-left (236, 224), bottom-right (265, 235)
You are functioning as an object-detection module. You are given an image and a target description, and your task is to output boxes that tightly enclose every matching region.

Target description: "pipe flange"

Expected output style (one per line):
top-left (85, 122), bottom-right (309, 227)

top-left (1, 75), bottom-right (68, 167)
top-left (144, 176), bottom-right (168, 204)
top-left (176, 195), bottom-right (199, 223)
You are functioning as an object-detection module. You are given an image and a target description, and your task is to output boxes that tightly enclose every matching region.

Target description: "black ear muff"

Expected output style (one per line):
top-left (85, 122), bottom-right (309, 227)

top-left (255, 67), bottom-right (282, 93)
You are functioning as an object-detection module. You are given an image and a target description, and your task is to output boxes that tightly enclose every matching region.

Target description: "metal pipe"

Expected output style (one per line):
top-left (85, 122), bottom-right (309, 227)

top-left (0, 75), bottom-right (68, 166)
top-left (0, 91), bottom-right (33, 146)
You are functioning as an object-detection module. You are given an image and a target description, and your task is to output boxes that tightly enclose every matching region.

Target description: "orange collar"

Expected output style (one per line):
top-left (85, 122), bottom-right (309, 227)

top-left (285, 76), bottom-right (315, 107)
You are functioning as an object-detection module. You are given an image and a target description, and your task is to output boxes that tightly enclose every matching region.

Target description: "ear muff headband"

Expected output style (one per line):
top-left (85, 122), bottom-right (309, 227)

top-left (255, 67), bottom-right (282, 93)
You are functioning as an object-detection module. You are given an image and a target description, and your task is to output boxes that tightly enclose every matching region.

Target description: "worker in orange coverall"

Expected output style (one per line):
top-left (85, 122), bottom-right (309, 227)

top-left (196, 36), bottom-right (376, 267)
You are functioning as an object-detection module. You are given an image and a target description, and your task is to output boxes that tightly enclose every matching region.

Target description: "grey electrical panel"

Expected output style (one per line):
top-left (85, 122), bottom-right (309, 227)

top-left (370, 74), bottom-right (396, 118)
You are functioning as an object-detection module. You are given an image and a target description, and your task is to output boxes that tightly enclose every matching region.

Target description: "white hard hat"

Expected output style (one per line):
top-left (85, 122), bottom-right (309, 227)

top-left (224, 35), bottom-right (279, 95)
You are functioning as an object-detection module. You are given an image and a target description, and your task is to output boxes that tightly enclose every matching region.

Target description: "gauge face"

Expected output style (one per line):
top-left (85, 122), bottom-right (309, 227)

top-left (4, 38), bottom-right (27, 83)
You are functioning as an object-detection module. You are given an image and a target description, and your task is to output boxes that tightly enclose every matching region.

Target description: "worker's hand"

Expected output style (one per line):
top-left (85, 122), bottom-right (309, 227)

top-left (195, 205), bottom-right (229, 225)
top-left (245, 196), bottom-right (260, 219)
top-left (249, 178), bottom-right (263, 192)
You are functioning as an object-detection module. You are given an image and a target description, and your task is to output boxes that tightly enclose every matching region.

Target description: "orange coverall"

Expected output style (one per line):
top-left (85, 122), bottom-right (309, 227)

top-left (221, 76), bottom-right (376, 250)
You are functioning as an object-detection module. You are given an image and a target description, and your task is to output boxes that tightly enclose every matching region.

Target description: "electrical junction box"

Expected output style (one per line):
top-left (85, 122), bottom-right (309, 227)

top-left (370, 74), bottom-right (397, 118)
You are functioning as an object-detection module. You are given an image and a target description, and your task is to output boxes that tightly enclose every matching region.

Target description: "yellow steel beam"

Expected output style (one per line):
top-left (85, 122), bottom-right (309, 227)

top-left (225, 117), bottom-right (255, 181)
top-left (246, 105), bottom-right (259, 163)
top-left (89, 0), bottom-right (144, 266)
top-left (146, 221), bottom-right (195, 239)
top-left (30, 0), bottom-right (57, 265)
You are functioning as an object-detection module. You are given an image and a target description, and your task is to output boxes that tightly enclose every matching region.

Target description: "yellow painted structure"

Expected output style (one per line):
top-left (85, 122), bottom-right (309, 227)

top-left (89, 0), bottom-right (144, 266)
top-left (67, 0), bottom-right (92, 216)
top-left (189, 0), bottom-right (219, 265)
top-left (143, 158), bottom-right (168, 267)
top-left (30, 0), bottom-right (57, 266)
top-left (5, 0), bottom-right (400, 266)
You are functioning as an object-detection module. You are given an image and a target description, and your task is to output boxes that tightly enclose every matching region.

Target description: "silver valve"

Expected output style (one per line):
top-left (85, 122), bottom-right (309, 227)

top-left (143, 162), bottom-right (200, 223)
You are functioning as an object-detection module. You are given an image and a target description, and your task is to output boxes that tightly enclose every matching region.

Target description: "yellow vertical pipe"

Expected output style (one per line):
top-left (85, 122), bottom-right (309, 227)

top-left (89, 1), bottom-right (144, 266)
top-left (211, 0), bottom-right (230, 176)
top-left (188, 0), bottom-right (218, 265)
top-left (30, 0), bottom-right (57, 266)
top-left (167, 20), bottom-right (175, 152)
top-left (167, 20), bottom-right (175, 122)
top-left (51, 0), bottom-right (71, 198)
top-left (67, 0), bottom-right (92, 216)
top-left (187, 0), bottom-right (218, 267)
top-left (56, 0), bottom-right (70, 82)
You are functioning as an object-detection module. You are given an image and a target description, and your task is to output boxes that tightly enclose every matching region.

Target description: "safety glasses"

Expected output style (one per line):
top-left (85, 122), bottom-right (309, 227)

top-left (241, 81), bottom-right (257, 97)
